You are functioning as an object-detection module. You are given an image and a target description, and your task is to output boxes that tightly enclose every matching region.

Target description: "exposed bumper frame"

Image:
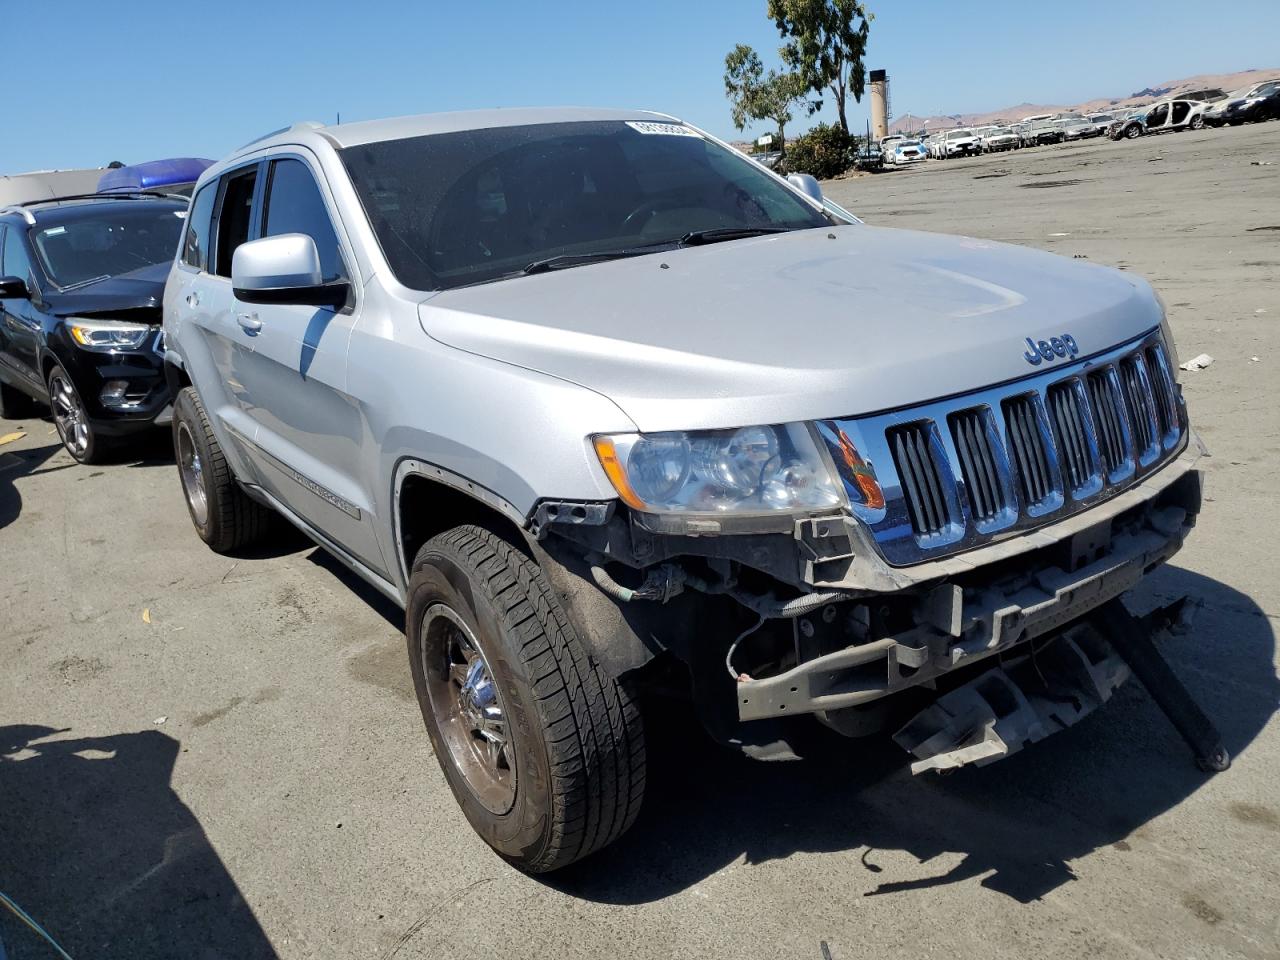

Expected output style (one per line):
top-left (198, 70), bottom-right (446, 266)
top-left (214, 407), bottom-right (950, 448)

top-left (738, 461), bottom-right (1202, 721)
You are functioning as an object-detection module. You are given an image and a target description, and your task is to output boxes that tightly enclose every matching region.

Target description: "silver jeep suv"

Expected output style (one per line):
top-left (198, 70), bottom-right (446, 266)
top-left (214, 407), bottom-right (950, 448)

top-left (163, 108), bottom-right (1207, 871)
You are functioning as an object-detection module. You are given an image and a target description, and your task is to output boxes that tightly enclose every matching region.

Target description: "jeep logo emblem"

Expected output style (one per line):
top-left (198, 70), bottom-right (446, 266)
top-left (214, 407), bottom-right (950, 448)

top-left (1024, 334), bottom-right (1079, 366)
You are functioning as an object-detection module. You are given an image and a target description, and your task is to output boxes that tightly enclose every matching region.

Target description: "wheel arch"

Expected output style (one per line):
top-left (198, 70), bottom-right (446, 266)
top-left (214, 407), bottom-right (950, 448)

top-left (393, 457), bottom-right (530, 589)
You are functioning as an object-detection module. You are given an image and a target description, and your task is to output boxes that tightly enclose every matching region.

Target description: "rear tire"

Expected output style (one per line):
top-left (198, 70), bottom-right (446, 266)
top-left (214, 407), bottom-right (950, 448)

top-left (1189, 116), bottom-right (1205, 130)
top-left (0, 381), bottom-right (36, 420)
top-left (406, 525), bottom-right (646, 873)
top-left (172, 386), bottom-right (273, 552)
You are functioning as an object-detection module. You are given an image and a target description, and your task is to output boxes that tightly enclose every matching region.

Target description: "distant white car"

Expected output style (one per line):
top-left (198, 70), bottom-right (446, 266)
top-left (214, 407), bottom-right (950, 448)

top-left (940, 128), bottom-right (982, 158)
top-left (879, 135), bottom-right (906, 162)
top-left (981, 126), bottom-right (1019, 152)
top-left (1056, 116), bottom-right (1097, 140)
top-left (1087, 112), bottom-right (1117, 136)
top-left (889, 139), bottom-right (927, 165)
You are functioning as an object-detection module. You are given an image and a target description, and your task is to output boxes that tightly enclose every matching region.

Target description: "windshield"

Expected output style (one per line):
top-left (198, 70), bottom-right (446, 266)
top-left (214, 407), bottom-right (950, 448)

top-left (340, 120), bottom-right (831, 291)
top-left (32, 204), bottom-right (185, 288)
top-left (990, 127), bottom-right (1013, 136)
top-left (947, 130), bottom-right (973, 139)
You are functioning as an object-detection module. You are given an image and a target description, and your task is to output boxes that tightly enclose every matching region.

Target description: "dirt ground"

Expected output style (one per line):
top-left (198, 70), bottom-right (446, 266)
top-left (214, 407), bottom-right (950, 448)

top-left (2, 122), bottom-right (1278, 959)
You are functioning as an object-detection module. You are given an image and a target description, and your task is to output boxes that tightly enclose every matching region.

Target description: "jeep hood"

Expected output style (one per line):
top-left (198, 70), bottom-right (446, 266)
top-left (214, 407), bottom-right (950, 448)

top-left (421, 225), bottom-right (1163, 432)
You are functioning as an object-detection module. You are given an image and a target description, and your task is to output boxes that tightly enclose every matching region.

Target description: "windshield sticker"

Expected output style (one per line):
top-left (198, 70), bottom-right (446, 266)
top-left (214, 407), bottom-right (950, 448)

top-left (174, 210), bottom-right (188, 218)
top-left (43, 226), bottom-right (67, 236)
top-left (626, 121), bottom-right (702, 137)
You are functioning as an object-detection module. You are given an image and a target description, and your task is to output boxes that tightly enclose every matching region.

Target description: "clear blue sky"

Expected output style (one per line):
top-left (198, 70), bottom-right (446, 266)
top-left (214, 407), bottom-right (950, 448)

top-left (5, 0), bottom-right (1278, 172)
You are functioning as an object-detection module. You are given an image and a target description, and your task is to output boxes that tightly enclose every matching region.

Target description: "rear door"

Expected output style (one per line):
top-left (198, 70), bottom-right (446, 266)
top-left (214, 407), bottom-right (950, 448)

top-left (0, 224), bottom-right (45, 396)
top-left (1170, 101), bottom-right (1191, 128)
top-left (228, 153), bottom-right (385, 573)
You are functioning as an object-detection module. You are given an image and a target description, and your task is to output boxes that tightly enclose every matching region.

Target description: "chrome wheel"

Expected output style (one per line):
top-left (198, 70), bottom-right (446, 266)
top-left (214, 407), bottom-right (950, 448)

top-left (176, 421), bottom-right (208, 526)
top-left (49, 372), bottom-right (90, 459)
top-left (422, 603), bottom-right (515, 815)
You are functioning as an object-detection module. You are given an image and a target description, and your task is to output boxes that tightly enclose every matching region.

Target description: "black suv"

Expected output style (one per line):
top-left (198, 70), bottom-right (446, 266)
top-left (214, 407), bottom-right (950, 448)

top-left (0, 193), bottom-right (186, 462)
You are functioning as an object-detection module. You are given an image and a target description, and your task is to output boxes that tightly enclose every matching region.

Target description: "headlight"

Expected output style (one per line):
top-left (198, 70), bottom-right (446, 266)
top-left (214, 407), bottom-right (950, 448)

top-left (593, 423), bottom-right (851, 518)
top-left (68, 318), bottom-right (153, 352)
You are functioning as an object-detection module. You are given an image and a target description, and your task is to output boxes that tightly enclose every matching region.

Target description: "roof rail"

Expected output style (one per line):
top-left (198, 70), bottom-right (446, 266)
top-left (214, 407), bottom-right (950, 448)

top-left (0, 205), bottom-right (36, 225)
top-left (21, 191), bottom-right (183, 207)
top-left (239, 120), bottom-right (326, 150)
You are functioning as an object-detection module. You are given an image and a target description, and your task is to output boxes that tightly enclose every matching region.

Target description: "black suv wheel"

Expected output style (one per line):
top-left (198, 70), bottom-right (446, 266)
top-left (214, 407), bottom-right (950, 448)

top-left (406, 525), bottom-right (646, 872)
top-left (47, 364), bottom-right (107, 464)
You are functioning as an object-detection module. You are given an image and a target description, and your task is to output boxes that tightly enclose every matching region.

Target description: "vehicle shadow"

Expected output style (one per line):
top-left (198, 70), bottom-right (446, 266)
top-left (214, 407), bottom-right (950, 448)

top-left (0, 724), bottom-right (278, 959)
top-left (0, 440), bottom-right (62, 531)
top-left (547, 565), bottom-right (1277, 905)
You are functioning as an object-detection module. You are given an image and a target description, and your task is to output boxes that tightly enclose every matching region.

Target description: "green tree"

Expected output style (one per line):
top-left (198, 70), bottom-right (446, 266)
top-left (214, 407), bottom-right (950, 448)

top-left (723, 43), bottom-right (810, 155)
top-left (767, 0), bottom-right (873, 136)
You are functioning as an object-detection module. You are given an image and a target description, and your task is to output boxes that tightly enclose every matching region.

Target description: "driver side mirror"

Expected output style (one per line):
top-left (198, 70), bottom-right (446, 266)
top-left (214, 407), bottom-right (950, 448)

top-left (231, 234), bottom-right (349, 308)
top-left (786, 173), bottom-right (824, 204)
top-left (0, 275), bottom-right (29, 299)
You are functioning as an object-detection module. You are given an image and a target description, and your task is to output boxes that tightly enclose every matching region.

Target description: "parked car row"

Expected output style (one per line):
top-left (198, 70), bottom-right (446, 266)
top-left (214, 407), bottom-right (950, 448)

top-left (877, 81), bottom-right (1278, 166)
top-left (1, 108), bottom-right (1219, 875)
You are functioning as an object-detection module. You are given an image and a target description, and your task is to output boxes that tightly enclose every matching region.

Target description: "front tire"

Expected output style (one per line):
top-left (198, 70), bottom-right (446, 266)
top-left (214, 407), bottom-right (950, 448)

top-left (172, 386), bottom-right (273, 552)
top-left (1126, 124), bottom-right (1142, 139)
top-left (47, 364), bottom-right (106, 464)
top-left (407, 525), bottom-right (646, 873)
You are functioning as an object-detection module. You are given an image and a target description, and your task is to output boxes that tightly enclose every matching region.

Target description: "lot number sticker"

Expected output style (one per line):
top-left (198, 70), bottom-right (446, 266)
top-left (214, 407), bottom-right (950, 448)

top-left (626, 121), bottom-right (702, 137)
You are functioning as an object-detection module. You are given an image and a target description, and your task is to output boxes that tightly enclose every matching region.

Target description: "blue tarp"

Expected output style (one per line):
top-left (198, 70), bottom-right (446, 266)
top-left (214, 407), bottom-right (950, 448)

top-left (97, 157), bottom-right (213, 193)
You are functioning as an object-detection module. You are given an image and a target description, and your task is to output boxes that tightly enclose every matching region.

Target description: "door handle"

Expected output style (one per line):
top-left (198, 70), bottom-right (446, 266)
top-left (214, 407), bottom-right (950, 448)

top-left (186, 292), bottom-right (201, 307)
top-left (237, 313), bottom-right (263, 335)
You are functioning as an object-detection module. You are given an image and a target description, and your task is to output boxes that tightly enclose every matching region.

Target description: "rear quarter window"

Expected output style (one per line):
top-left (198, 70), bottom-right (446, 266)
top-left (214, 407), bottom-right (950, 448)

top-left (181, 183), bottom-right (217, 270)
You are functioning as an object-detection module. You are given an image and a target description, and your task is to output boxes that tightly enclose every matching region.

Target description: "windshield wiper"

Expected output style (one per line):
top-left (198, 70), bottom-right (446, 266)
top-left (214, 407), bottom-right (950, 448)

top-left (522, 247), bottom-right (665, 275)
top-left (677, 226), bottom-right (794, 246)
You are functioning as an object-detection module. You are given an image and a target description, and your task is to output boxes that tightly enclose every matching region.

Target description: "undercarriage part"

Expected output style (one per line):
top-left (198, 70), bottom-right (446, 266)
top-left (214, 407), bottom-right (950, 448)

top-left (892, 621), bottom-right (1131, 773)
top-left (1092, 598), bottom-right (1230, 772)
top-left (735, 507), bottom-right (1190, 722)
top-left (589, 556), bottom-right (856, 619)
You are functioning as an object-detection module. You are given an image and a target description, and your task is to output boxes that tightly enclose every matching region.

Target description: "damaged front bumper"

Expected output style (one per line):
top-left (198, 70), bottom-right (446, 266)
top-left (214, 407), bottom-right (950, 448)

top-left (736, 453), bottom-right (1202, 723)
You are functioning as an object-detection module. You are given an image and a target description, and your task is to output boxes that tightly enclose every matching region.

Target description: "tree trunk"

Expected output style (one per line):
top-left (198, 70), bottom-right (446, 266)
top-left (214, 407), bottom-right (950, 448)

top-left (833, 83), bottom-right (849, 135)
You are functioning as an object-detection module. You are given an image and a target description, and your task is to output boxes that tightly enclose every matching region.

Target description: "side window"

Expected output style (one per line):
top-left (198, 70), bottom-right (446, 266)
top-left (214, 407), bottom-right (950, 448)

top-left (2, 224), bottom-right (32, 286)
top-left (213, 166), bottom-right (259, 278)
top-left (261, 158), bottom-right (346, 282)
top-left (181, 183), bottom-right (217, 270)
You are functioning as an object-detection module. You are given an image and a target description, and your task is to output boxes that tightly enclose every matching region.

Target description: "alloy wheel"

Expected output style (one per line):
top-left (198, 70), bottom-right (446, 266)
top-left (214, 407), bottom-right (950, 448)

top-left (422, 603), bottom-right (516, 814)
top-left (49, 373), bottom-right (90, 459)
top-left (176, 420), bottom-right (209, 526)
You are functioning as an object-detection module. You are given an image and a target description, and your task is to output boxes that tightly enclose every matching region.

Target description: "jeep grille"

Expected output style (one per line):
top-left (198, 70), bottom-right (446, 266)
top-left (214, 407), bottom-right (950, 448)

top-left (818, 329), bottom-right (1187, 566)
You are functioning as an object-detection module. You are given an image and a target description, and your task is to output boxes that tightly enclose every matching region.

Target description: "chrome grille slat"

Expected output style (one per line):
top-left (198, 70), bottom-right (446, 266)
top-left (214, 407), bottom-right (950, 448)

top-left (1145, 343), bottom-right (1180, 445)
top-left (818, 329), bottom-right (1187, 567)
top-left (1087, 368), bottom-right (1130, 476)
top-left (949, 408), bottom-right (1006, 524)
top-left (1004, 396), bottom-right (1052, 506)
top-left (1048, 381), bottom-right (1094, 492)
top-left (889, 424), bottom-right (949, 537)
top-left (1122, 355), bottom-right (1161, 462)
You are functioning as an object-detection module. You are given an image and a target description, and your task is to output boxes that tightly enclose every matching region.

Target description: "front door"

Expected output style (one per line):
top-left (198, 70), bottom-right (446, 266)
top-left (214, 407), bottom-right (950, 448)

top-left (1146, 102), bottom-right (1170, 131)
top-left (228, 154), bottom-right (386, 574)
top-left (0, 224), bottom-right (45, 396)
